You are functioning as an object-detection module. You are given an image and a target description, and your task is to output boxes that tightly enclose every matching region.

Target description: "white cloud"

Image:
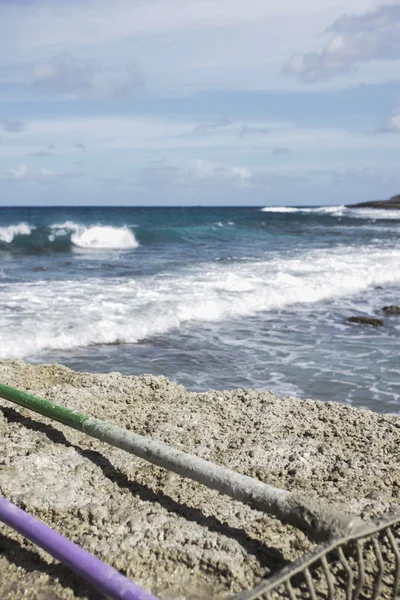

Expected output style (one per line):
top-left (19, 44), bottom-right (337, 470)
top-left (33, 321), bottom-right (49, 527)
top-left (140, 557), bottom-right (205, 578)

top-left (238, 125), bottom-right (269, 138)
top-left (311, 166), bottom-right (400, 194)
top-left (40, 168), bottom-right (57, 178)
top-left (32, 54), bottom-right (141, 99)
top-left (2, 114), bottom-right (400, 168)
top-left (194, 117), bottom-right (233, 132)
top-left (389, 109), bottom-right (400, 132)
top-left (10, 164), bottom-right (29, 180)
top-left (26, 116), bottom-right (191, 141)
top-left (139, 158), bottom-right (252, 190)
top-left (135, 159), bottom-right (400, 205)
top-left (327, 4), bottom-right (400, 35)
top-left (186, 159), bottom-right (252, 185)
top-left (272, 147), bottom-right (292, 155)
top-left (0, 0), bottom-right (380, 94)
top-left (193, 119), bottom-right (270, 139)
top-left (0, 119), bottom-right (26, 133)
top-left (0, 0), bottom-right (347, 47)
top-left (378, 99), bottom-right (400, 133)
top-left (6, 164), bottom-right (81, 183)
top-left (283, 3), bottom-right (400, 82)
top-left (33, 64), bottom-right (57, 80)
top-left (26, 150), bottom-right (57, 157)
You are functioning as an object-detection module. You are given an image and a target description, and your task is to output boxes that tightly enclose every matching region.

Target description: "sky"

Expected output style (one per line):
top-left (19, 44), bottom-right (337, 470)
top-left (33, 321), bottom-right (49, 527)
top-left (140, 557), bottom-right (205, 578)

top-left (0, 0), bottom-right (400, 206)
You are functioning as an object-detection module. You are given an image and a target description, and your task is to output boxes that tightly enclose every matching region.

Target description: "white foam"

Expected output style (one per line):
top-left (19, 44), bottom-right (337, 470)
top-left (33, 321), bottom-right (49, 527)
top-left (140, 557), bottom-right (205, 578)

top-left (261, 205), bottom-right (400, 220)
top-left (50, 221), bottom-right (81, 234)
top-left (49, 222), bottom-right (139, 249)
top-left (261, 206), bottom-right (300, 213)
top-left (48, 221), bottom-right (78, 242)
top-left (71, 226), bottom-right (139, 249)
top-left (261, 205), bottom-right (346, 215)
top-left (1, 243), bottom-right (400, 359)
top-left (346, 208), bottom-right (400, 220)
top-left (0, 223), bottom-right (34, 243)
top-left (307, 205), bottom-right (346, 214)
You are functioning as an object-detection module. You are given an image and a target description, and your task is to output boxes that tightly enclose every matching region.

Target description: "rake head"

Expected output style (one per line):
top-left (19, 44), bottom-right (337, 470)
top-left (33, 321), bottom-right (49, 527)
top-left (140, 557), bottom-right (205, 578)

top-left (231, 511), bottom-right (400, 600)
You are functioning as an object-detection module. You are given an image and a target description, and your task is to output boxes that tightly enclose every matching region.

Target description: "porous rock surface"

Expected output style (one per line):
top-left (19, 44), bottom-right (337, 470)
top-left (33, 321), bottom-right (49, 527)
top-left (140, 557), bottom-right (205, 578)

top-left (0, 360), bottom-right (399, 599)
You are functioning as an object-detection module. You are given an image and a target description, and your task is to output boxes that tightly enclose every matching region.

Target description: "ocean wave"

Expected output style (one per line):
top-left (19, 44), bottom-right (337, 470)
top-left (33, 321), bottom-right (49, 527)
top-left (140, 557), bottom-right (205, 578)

top-left (1, 243), bottom-right (400, 359)
top-left (346, 208), bottom-right (400, 220)
top-left (261, 206), bottom-right (301, 213)
top-left (261, 205), bottom-right (346, 215)
top-left (261, 205), bottom-right (400, 220)
top-left (49, 221), bottom-right (80, 235)
top-left (51, 221), bottom-right (139, 249)
top-left (0, 223), bottom-right (35, 244)
top-left (1, 219), bottom-right (206, 252)
top-left (0, 221), bottom-right (139, 252)
top-left (136, 227), bottom-right (190, 245)
top-left (72, 226), bottom-right (138, 249)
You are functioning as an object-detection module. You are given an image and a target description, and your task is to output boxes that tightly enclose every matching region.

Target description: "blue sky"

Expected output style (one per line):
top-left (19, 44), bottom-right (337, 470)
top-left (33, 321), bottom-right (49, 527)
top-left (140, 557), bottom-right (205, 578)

top-left (0, 0), bottom-right (400, 206)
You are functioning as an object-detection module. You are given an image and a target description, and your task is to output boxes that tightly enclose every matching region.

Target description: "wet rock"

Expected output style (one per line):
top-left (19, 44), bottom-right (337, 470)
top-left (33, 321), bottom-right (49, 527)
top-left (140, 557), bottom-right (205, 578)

top-left (347, 316), bottom-right (384, 327)
top-left (382, 305), bottom-right (400, 315)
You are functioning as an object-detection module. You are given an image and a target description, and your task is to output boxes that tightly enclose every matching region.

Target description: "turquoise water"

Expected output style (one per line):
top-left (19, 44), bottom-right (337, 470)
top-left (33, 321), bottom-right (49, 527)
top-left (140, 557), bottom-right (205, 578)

top-left (0, 205), bottom-right (399, 413)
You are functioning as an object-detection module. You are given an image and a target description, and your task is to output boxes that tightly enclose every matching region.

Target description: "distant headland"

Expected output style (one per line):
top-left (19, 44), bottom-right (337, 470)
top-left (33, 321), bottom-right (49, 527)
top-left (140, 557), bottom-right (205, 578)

top-left (347, 193), bottom-right (400, 210)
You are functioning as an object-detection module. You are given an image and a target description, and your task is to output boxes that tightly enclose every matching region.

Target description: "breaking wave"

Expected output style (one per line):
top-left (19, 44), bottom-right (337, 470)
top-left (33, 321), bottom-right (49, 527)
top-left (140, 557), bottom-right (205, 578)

top-left (1, 243), bottom-right (400, 359)
top-left (0, 223), bottom-right (35, 243)
top-left (261, 205), bottom-right (400, 219)
top-left (261, 205), bottom-right (346, 215)
top-left (51, 222), bottom-right (139, 249)
top-left (0, 221), bottom-right (139, 252)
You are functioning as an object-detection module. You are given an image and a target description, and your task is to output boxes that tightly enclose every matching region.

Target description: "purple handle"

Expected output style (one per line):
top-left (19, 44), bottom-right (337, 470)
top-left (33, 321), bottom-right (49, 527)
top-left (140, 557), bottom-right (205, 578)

top-left (0, 496), bottom-right (159, 600)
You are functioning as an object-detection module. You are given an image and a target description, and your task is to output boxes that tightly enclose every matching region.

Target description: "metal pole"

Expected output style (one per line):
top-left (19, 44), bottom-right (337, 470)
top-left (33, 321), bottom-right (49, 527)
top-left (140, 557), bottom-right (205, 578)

top-left (0, 383), bottom-right (363, 541)
top-left (0, 495), bottom-right (159, 600)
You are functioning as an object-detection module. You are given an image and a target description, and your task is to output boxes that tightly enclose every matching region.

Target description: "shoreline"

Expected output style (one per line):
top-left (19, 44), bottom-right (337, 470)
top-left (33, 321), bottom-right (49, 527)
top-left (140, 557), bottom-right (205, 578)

top-left (346, 193), bottom-right (400, 210)
top-left (0, 359), bottom-right (399, 599)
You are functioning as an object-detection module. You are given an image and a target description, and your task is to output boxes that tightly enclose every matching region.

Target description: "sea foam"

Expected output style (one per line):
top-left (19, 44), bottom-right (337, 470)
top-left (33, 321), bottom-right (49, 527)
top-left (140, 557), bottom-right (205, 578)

top-left (1, 243), bottom-right (400, 359)
top-left (50, 222), bottom-right (139, 249)
top-left (0, 223), bottom-right (35, 243)
top-left (346, 208), bottom-right (400, 220)
top-left (71, 226), bottom-right (139, 249)
top-left (261, 205), bottom-right (346, 215)
top-left (261, 205), bottom-right (400, 219)
top-left (261, 206), bottom-right (300, 213)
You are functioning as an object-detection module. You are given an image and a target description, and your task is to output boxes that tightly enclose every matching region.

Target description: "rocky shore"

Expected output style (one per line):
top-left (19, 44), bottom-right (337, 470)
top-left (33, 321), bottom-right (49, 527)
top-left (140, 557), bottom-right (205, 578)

top-left (0, 360), bottom-right (399, 600)
top-left (347, 193), bottom-right (400, 210)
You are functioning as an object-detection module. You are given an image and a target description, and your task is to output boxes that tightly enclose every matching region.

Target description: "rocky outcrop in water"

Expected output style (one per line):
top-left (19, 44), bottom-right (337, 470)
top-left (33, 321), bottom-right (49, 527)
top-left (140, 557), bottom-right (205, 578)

top-left (347, 316), bottom-right (384, 327)
top-left (382, 305), bottom-right (400, 315)
top-left (347, 193), bottom-right (400, 210)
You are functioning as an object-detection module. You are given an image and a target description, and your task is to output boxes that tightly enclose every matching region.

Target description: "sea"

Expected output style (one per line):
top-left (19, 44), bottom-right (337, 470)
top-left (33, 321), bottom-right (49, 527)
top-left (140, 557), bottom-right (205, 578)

top-left (0, 205), bottom-right (399, 414)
